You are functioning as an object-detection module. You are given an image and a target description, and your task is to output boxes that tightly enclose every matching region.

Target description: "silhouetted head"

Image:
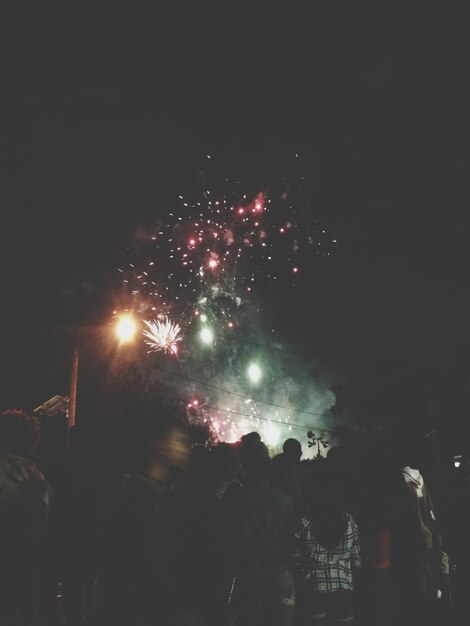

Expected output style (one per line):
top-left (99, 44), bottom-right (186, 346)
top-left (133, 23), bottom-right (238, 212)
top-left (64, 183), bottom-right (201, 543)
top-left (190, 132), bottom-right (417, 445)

top-left (239, 438), bottom-right (271, 479)
top-left (282, 437), bottom-right (302, 462)
top-left (0, 409), bottom-right (40, 458)
top-left (240, 431), bottom-right (261, 445)
top-left (307, 467), bottom-right (348, 549)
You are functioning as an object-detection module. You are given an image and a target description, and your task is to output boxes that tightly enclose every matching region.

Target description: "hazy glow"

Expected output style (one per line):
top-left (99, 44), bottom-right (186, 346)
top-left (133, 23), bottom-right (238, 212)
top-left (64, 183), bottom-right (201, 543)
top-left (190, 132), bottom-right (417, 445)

top-left (263, 422), bottom-right (281, 447)
top-left (200, 327), bottom-right (214, 344)
top-left (116, 314), bottom-right (137, 343)
top-left (248, 363), bottom-right (262, 383)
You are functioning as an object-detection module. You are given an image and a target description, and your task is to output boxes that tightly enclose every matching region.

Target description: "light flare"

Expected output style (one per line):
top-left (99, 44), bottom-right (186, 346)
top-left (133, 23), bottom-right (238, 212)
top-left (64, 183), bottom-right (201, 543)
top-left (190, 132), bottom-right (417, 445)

top-left (116, 314), bottom-right (137, 343)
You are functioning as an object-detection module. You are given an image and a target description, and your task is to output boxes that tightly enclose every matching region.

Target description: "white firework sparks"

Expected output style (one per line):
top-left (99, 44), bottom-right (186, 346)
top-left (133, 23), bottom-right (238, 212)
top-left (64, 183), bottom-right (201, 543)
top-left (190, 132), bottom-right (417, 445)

top-left (143, 317), bottom-right (183, 355)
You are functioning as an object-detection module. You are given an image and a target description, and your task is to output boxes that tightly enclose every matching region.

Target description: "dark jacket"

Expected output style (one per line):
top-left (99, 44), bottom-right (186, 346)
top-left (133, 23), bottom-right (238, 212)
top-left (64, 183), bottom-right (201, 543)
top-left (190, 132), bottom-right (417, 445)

top-left (98, 473), bottom-right (178, 625)
top-left (235, 476), bottom-right (295, 576)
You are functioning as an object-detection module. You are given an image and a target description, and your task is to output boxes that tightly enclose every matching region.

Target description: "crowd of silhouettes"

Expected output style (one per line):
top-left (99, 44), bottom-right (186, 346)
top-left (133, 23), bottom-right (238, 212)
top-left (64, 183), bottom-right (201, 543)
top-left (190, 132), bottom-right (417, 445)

top-left (1, 407), bottom-right (469, 625)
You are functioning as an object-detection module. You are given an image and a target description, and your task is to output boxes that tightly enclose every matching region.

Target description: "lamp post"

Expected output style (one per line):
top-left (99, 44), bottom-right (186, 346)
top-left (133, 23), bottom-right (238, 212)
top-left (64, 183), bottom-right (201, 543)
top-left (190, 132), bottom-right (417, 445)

top-left (67, 313), bottom-right (137, 433)
top-left (68, 348), bottom-right (79, 430)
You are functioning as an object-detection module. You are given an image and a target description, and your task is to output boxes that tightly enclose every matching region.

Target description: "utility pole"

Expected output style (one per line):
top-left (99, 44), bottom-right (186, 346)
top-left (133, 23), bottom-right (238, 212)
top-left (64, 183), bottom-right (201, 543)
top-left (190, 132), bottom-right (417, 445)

top-left (66, 314), bottom-right (137, 435)
top-left (68, 348), bottom-right (79, 432)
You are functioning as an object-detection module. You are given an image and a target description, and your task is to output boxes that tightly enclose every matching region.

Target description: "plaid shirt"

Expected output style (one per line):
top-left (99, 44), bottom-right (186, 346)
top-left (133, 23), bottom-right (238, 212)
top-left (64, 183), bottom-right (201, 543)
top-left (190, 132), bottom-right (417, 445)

top-left (294, 512), bottom-right (361, 592)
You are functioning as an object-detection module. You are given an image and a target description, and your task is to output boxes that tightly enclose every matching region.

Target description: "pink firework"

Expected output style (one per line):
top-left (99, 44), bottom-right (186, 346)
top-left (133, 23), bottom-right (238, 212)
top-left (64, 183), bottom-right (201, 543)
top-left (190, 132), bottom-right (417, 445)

top-left (143, 317), bottom-right (183, 355)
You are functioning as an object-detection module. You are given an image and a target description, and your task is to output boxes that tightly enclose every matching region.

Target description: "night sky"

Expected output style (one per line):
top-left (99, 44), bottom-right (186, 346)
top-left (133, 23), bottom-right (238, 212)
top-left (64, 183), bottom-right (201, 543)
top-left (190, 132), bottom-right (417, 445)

top-left (2, 9), bottom-right (470, 448)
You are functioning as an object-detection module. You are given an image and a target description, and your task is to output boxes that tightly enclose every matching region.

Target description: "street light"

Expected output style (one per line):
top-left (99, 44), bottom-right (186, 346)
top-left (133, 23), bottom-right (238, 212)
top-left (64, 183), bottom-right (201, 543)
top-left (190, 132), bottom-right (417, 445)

top-left (67, 313), bottom-right (137, 431)
top-left (116, 314), bottom-right (138, 344)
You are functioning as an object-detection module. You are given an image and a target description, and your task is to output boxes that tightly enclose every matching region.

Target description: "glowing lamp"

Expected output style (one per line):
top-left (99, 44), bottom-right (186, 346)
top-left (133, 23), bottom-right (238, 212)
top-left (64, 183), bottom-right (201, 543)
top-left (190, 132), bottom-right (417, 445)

top-left (116, 314), bottom-right (137, 343)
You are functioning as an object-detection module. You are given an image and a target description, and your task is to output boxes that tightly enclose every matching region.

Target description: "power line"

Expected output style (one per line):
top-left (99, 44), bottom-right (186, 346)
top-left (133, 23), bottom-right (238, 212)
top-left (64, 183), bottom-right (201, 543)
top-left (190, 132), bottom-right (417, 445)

top-left (153, 390), bottom-right (331, 432)
top-left (202, 404), bottom-right (326, 431)
top-left (157, 367), bottom-right (332, 419)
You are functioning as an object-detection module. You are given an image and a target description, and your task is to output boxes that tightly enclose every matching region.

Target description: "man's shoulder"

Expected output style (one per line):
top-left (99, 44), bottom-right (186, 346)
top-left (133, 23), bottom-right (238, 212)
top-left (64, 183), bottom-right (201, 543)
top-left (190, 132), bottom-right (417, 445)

top-left (0, 453), bottom-right (50, 490)
top-left (0, 453), bottom-right (51, 508)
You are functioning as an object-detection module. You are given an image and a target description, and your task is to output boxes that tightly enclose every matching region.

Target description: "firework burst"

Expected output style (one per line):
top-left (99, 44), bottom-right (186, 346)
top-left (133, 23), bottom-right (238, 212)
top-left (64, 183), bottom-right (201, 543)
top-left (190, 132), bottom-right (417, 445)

top-left (113, 155), bottom-right (338, 450)
top-left (143, 317), bottom-right (183, 355)
top-left (116, 153), bottom-right (337, 327)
